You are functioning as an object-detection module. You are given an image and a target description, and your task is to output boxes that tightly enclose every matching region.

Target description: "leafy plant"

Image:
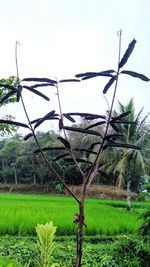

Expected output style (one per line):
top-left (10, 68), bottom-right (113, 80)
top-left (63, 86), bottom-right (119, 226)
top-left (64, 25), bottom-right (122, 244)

top-left (138, 209), bottom-right (150, 239)
top-left (0, 32), bottom-right (149, 266)
top-left (35, 221), bottom-right (59, 267)
top-left (0, 256), bottom-right (23, 267)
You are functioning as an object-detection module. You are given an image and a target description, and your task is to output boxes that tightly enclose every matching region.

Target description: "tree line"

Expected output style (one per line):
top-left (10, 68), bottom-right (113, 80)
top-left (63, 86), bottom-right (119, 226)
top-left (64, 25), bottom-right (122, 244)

top-left (0, 99), bottom-right (150, 192)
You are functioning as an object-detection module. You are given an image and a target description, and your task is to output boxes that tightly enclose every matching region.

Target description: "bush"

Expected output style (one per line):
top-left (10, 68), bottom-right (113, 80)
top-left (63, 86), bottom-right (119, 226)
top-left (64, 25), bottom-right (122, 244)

top-left (0, 256), bottom-right (23, 267)
top-left (111, 235), bottom-right (150, 267)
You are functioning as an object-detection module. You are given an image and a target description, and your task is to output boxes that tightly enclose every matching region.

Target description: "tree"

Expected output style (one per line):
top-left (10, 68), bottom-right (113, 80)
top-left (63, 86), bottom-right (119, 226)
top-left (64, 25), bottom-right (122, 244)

top-left (0, 76), bottom-right (19, 136)
top-left (0, 33), bottom-right (149, 266)
top-left (104, 99), bottom-right (150, 209)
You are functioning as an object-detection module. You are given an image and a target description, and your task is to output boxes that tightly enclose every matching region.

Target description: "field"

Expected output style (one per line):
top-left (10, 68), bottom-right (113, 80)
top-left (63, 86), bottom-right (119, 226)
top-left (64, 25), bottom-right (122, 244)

top-left (0, 193), bottom-right (149, 236)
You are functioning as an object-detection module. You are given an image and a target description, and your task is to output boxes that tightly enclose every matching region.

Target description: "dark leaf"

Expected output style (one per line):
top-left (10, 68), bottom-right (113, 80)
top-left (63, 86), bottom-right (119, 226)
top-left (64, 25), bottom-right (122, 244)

top-left (44, 110), bottom-right (55, 118)
top-left (64, 112), bottom-right (106, 120)
top-left (82, 73), bottom-right (113, 80)
top-left (22, 78), bottom-right (57, 84)
top-left (88, 142), bottom-right (101, 150)
top-left (59, 79), bottom-right (80, 83)
top-left (119, 39), bottom-right (137, 68)
top-left (23, 133), bottom-right (34, 141)
top-left (0, 84), bottom-right (17, 90)
top-left (85, 121), bottom-right (106, 130)
top-left (74, 148), bottom-right (97, 155)
top-left (34, 110), bottom-right (55, 129)
top-left (17, 85), bottom-right (22, 102)
top-left (31, 115), bottom-right (59, 125)
top-left (65, 158), bottom-right (93, 164)
top-left (57, 136), bottom-right (71, 149)
top-left (110, 122), bottom-right (120, 132)
top-left (84, 165), bottom-right (92, 173)
top-left (23, 86), bottom-right (50, 101)
top-left (0, 89), bottom-right (17, 104)
top-left (34, 146), bottom-right (66, 153)
top-left (104, 134), bottom-right (122, 141)
top-left (63, 113), bottom-right (76, 123)
top-left (75, 70), bottom-right (115, 78)
top-left (0, 119), bottom-right (29, 128)
top-left (62, 126), bottom-right (102, 137)
top-left (31, 83), bottom-right (55, 88)
top-left (53, 153), bottom-right (70, 162)
top-left (59, 118), bottom-right (63, 129)
top-left (103, 76), bottom-right (117, 94)
top-left (74, 148), bottom-right (97, 158)
top-left (121, 70), bottom-right (149, 82)
top-left (107, 142), bottom-right (141, 149)
top-left (111, 111), bottom-right (131, 121)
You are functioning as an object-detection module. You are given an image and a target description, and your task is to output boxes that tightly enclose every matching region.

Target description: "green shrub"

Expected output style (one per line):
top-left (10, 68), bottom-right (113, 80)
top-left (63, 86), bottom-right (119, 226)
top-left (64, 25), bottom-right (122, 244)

top-left (0, 256), bottom-right (23, 267)
top-left (111, 235), bottom-right (150, 267)
top-left (138, 209), bottom-right (150, 238)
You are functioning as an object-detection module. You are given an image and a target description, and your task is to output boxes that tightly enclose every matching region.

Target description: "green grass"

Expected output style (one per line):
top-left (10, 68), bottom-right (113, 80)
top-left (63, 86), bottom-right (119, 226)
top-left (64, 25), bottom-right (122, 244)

top-left (0, 193), bottom-right (148, 236)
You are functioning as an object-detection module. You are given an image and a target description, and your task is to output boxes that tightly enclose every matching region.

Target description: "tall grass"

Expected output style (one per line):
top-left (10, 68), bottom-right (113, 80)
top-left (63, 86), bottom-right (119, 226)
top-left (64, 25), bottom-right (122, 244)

top-left (0, 193), bottom-right (148, 236)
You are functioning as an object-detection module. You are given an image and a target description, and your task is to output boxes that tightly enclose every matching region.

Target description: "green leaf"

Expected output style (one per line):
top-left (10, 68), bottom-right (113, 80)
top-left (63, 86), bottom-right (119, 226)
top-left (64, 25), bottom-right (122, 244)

top-left (119, 39), bottom-right (137, 68)
top-left (103, 76), bottom-right (117, 94)
top-left (121, 70), bottom-right (149, 81)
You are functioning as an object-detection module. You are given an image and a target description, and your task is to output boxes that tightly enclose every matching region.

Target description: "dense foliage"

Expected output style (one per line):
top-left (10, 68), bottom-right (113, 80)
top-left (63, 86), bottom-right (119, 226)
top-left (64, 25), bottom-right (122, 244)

top-left (0, 235), bottom-right (149, 267)
top-left (0, 110), bottom-right (149, 191)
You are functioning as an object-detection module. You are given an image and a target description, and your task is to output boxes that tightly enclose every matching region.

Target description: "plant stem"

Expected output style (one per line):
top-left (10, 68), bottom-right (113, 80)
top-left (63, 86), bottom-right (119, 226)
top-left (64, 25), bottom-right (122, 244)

top-left (74, 30), bottom-right (123, 267)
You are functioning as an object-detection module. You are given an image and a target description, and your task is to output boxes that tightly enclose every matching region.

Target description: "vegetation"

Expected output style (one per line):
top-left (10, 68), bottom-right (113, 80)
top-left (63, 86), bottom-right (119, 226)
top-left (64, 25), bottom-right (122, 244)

top-left (0, 34), bottom-right (150, 266)
top-left (0, 76), bottom-right (19, 136)
top-left (102, 99), bottom-right (150, 209)
top-left (0, 235), bottom-right (149, 267)
top-left (0, 193), bottom-right (148, 236)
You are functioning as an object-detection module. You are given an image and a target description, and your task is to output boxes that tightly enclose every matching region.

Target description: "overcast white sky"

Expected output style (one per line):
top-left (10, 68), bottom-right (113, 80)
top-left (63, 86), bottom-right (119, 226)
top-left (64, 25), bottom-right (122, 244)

top-left (0, 0), bottom-right (150, 135)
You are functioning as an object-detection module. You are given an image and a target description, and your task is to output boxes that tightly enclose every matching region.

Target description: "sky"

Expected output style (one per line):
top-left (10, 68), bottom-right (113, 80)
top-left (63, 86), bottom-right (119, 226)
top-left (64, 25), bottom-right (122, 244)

top-left (0, 0), bottom-right (150, 135)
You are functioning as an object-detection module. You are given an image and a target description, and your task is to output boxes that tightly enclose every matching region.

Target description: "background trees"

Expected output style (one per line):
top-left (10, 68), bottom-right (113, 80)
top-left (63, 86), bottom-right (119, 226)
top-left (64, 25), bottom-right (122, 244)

top-left (102, 99), bottom-right (150, 208)
top-left (0, 104), bottom-right (149, 194)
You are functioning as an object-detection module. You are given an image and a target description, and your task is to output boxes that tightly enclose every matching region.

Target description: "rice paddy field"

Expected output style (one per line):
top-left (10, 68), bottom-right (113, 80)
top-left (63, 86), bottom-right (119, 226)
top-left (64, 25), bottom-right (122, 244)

top-left (0, 193), bottom-right (149, 237)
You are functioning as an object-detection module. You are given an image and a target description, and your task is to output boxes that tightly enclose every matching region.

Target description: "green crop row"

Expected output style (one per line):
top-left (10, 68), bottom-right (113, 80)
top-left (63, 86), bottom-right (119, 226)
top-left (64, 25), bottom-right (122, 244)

top-left (0, 193), bottom-right (148, 236)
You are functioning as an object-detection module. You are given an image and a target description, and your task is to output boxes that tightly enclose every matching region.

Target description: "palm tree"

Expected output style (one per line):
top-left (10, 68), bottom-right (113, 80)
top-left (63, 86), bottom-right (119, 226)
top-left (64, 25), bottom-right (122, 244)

top-left (104, 99), bottom-right (150, 209)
